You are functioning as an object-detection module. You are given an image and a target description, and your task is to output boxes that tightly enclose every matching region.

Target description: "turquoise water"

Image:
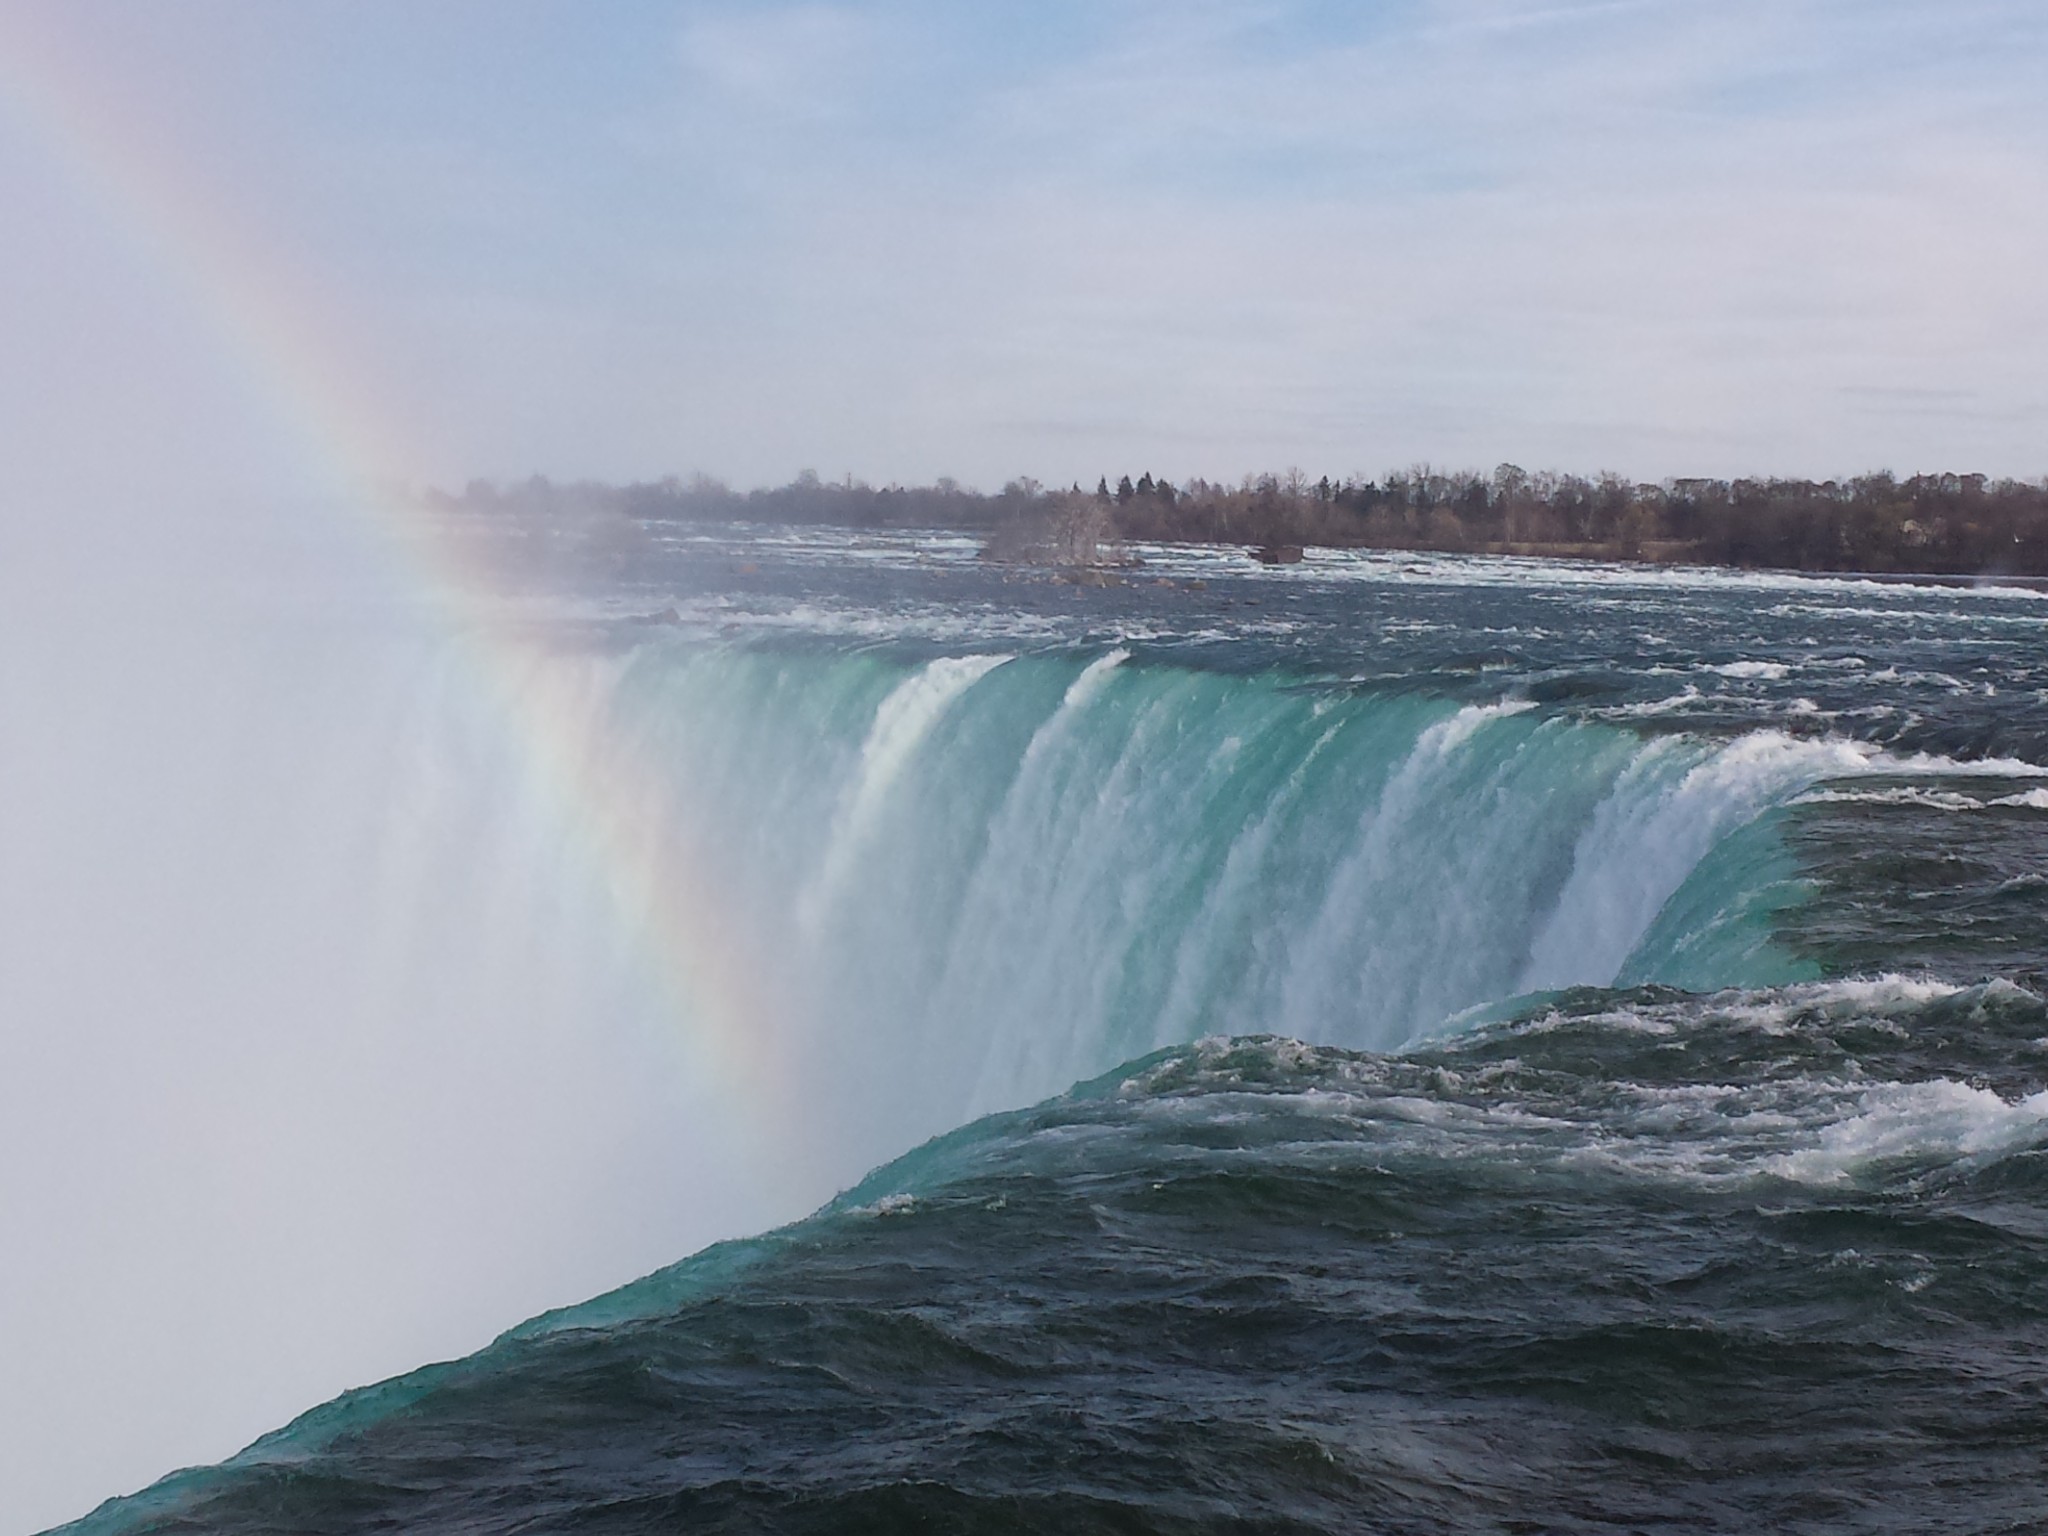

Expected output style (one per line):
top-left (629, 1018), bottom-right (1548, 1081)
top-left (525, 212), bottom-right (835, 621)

top-left (57, 533), bottom-right (2048, 1535)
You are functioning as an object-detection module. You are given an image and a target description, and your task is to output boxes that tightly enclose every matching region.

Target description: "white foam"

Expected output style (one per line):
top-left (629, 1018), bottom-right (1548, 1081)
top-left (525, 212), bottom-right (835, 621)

top-left (848, 1192), bottom-right (919, 1218)
top-left (798, 654), bottom-right (1012, 930)
top-left (1397, 699), bottom-right (1540, 765)
top-left (1106, 990), bottom-right (2048, 1194)
top-left (1605, 686), bottom-right (1703, 717)
top-left (1765, 1080), bottom-right (2048, 1186)
top-left (1055, 646), bottom-right (1132, 715)
top-left (1279, 545), bottom-right (2048, 603)
top-left (1705, 975), bottom-right (1969, 1033)
top-left (1521, 731), bottom-right (1873, 992)
top-left (1796, 784), bottom-right (2048, 812)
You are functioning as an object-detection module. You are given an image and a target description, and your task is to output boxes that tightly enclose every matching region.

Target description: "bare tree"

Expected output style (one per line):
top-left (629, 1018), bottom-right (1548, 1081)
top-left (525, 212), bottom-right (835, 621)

top-left (1049, 490), bottom-right (1113, 566)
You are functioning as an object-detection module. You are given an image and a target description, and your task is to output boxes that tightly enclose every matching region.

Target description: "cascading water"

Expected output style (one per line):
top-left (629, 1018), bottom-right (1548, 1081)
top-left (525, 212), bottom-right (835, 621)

top-left (41, 532), bottom-right (2048, 1536)
top-left (570, 637), bottom-right (1859, 1169)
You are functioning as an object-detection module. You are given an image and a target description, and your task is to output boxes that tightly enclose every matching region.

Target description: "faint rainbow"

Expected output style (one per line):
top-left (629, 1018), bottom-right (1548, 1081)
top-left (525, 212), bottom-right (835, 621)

top-left (0, 14), bottom-right (800, 1152)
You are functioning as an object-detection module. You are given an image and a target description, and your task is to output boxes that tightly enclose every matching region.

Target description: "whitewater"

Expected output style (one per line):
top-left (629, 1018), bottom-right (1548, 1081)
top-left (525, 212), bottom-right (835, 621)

top-left (40, 524), bottom-right (2048, 1534)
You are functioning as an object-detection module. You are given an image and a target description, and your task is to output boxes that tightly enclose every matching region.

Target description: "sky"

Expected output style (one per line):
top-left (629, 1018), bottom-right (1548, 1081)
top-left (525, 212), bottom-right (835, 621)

top-left (1, 4), bottom-right (2047, 1532)
top-left (0, 0), bottom-right (2044, 506)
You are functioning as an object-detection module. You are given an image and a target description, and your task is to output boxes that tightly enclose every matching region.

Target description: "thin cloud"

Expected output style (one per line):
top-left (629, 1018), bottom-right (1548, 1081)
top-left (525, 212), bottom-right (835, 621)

top-left (674, 3), bottom-right (879, 118)
top-left (4, 0), bottom-right (2043, 489)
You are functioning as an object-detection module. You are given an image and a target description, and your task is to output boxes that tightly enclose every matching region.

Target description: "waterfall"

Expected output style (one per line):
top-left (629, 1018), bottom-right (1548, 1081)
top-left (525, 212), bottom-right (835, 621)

top-left (0, 618), bottom-right (1864, 1523)
top-left (601, 639), bottom-right (1843, 1159)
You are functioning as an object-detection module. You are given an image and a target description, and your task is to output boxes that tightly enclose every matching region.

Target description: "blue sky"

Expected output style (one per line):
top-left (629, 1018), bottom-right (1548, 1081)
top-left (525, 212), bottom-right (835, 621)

top-left (3, 0), bottom-right (2044, 497)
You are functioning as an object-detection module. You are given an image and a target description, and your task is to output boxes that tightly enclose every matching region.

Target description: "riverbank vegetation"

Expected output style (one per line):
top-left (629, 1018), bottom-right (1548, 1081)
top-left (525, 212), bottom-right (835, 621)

top-left (424, 466), bottom-right (2048, 578)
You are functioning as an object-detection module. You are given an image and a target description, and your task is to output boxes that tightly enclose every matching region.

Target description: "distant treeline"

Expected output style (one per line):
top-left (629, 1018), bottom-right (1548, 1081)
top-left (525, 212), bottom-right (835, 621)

top-left (426, 465), bottom-right (2048, 577)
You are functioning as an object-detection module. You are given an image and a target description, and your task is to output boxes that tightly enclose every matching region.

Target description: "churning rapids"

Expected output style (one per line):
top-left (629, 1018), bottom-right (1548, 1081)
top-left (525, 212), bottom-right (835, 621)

top-left (60, 530), bottom-right (2048, 1534)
